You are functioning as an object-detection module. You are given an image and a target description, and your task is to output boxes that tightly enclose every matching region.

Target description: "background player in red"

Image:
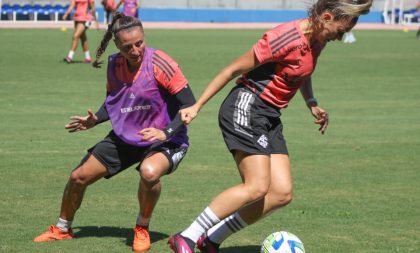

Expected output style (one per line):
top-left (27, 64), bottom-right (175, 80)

top-left (34, 12), bottom-right (195, 253)
top-left (101, 0), bottom-right (119, 24)
top-left (62, 0), bottom-right (99, 63)
top-left (168, 0), bottom-right (372, 252)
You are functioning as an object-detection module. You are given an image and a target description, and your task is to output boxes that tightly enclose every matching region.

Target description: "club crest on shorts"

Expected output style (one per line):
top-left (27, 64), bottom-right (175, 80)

top-left (257, 134), bottom-right (268, 148)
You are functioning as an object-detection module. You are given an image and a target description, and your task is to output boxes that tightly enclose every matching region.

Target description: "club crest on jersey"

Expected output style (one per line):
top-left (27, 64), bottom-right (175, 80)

top-left (129, 93), bottom-right (136, 99)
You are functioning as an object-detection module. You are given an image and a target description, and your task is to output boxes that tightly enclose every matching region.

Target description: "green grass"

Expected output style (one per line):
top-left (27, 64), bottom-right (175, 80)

top-left (0, 28), bottom-right (419, 252)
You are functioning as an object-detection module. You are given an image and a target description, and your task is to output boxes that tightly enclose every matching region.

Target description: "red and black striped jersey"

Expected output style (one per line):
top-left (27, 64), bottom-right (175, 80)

top-left (238, 19), bottom-right (326, 109)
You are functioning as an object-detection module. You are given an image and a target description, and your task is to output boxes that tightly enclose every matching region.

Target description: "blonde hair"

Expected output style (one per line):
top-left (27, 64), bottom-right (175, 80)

top-left (308, 0), bottom-right (372, 30)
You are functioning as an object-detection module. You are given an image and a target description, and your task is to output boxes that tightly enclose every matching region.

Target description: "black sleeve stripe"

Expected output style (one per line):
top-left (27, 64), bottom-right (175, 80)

top-left (271, 34), bottom-right (301, 55)
top-left (153, 53), bottom-right (176, 76)
top-left (269, 27), bottom-right (297, 46)
top-left (153, 57), bottom-right (173, 80)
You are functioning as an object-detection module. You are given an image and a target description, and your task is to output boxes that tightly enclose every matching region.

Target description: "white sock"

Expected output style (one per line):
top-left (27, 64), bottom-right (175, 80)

top-left (181, 207), bottom-right (220, 243)
top-left (67, 51), bottom-right (75, 59)
top-left (207, 212), bottom-right (248, 244)
top-left (84, 51), bottom-right (91, 60)
top-left (136, 215), bottom-right (150, 227)
top-left (56, 217), bottom-right (72, 232)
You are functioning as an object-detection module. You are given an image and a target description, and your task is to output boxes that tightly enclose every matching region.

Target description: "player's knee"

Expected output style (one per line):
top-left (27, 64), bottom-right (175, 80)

top-left (248, 184), bottom-right (270, 202)
top-left (139, 165), bottom-right (160, 184)
top-left (272, 191), bottom-right (293, 208)
top-left (69, 169), bottom-right (89, 186)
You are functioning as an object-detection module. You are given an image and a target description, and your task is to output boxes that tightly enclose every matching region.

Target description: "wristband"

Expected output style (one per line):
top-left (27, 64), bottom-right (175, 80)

top-left (163, 127), bottom-right (174, 138)
top-left (306, 97), bottom-right (318, 107)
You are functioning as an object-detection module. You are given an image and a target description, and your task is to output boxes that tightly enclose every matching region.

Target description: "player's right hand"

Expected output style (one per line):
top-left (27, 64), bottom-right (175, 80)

top-left (65, 109), bottom-right (98, 133)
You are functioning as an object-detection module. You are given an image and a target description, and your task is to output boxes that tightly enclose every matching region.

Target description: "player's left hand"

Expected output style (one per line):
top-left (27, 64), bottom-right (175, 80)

top-left (310, 106), bottom-right (329, 134)
top-left (138, 128), bottom-right (167, 142)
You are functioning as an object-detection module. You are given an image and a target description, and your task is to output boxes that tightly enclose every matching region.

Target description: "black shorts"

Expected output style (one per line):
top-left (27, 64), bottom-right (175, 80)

top-left (78, 131), bottom-right (188, 179)
top-left (74, 21), bottom-right (91, 29)
top-left (218, 85), bottom-right (288, 155)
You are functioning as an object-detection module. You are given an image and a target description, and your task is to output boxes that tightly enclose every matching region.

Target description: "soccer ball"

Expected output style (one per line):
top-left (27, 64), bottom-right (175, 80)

top-left (261, 231), bottom-right (305, 253)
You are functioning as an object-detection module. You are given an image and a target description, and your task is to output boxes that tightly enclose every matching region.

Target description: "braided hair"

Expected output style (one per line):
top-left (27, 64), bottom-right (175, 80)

top-left (92, 12), bottom-right (144, 68)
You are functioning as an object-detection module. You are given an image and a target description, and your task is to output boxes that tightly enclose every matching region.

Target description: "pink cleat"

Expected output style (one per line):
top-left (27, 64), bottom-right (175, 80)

top-left (168, 233), bottom-right (194, 253)
top-left (197, 234), bottom-right (220, 253)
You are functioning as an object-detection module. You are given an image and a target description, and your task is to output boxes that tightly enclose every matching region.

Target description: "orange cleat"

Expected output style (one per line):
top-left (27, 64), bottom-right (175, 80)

top-left (132, 225), bottom-right (151, 252)
top-left (33, 225), bottom-right (74, 242)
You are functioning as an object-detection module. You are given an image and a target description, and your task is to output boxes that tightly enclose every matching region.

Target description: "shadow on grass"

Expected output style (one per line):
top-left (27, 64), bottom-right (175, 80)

top-left (60, 59), bottom-right (91, 64)
top-left (221, 245), bottom-right (261, 252)
top-left (73, 226), bottom-right (168, 246)
top-left (73, 227), bottom-right (259, 251)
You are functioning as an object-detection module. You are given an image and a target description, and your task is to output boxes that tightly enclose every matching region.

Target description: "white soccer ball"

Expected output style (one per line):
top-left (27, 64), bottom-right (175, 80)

top-left (261, 231), bottom-right (305, 253)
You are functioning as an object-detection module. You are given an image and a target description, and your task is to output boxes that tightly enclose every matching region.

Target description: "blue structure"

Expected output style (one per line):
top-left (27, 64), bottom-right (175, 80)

top-left (138, 8), bottom-right (383, 23)
top-left (1, 4), bottom-right (383, 23)
top-left (1, 3), bottom-right (68, 21)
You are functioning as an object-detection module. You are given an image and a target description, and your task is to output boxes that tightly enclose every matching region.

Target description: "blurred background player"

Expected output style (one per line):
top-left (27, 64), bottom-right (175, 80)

top-left (416, 0), bottom-right (420, 38)
top-left (168, 0), bottom-right (373, 252)
top-left (33, 12), bottom-right (196, 253)
top-left (101, 0), bottom-right (119, 24)
top-left (343, 31), bottom-right (356, 43)
top-left (62, 0), bottom-right (99, 63)
top-left (121, 0), bottom-right (140, 18)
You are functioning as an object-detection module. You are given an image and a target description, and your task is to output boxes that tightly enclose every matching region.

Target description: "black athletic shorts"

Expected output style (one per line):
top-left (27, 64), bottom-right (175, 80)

top-left (218, 85), bottom-right (288, 155)
top-left (74, 20), bottom-right (91, 29)
top-left (78, 131), bottom-right (188, 179)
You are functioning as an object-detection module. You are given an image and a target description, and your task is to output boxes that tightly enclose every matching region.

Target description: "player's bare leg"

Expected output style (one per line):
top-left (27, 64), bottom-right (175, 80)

top-left (60, 155), bottom-right (108, 220)
top-left (170, 151), bottom-right (271, 252)
top-left (133, 152), bottom-right (169, 252)
top-left (34, 155), bottom-right (108, 242)
top-left (199, 154), bottom-right (292, 249)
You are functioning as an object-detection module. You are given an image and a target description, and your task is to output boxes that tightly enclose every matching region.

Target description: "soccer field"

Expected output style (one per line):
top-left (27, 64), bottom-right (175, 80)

top-left (0, 28), bottom-right (419, 252)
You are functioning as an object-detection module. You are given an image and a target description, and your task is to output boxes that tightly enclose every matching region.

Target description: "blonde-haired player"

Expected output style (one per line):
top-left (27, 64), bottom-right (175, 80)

top-left (168, 1), bottom-right (373, 252)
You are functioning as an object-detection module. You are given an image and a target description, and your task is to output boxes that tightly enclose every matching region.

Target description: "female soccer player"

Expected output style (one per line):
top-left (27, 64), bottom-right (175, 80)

top-left (121, 0), bottom-right (140, 18)
top-left (62, 0), bottom-right (99, 63)
top-left (34, 12), bottom-right (196, 253)
top-left (168, 1), bottom-right (372, 252)
top-left (101, 0), bottom-right (119, 24)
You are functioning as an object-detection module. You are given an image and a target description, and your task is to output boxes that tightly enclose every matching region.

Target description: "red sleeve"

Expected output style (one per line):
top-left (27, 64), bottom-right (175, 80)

top-left (152, 50), bottom-right (188, 95)
top-left (253, 32), bottom-right (274, 64)
top-left (253, 26), bottom-right (299, 64)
